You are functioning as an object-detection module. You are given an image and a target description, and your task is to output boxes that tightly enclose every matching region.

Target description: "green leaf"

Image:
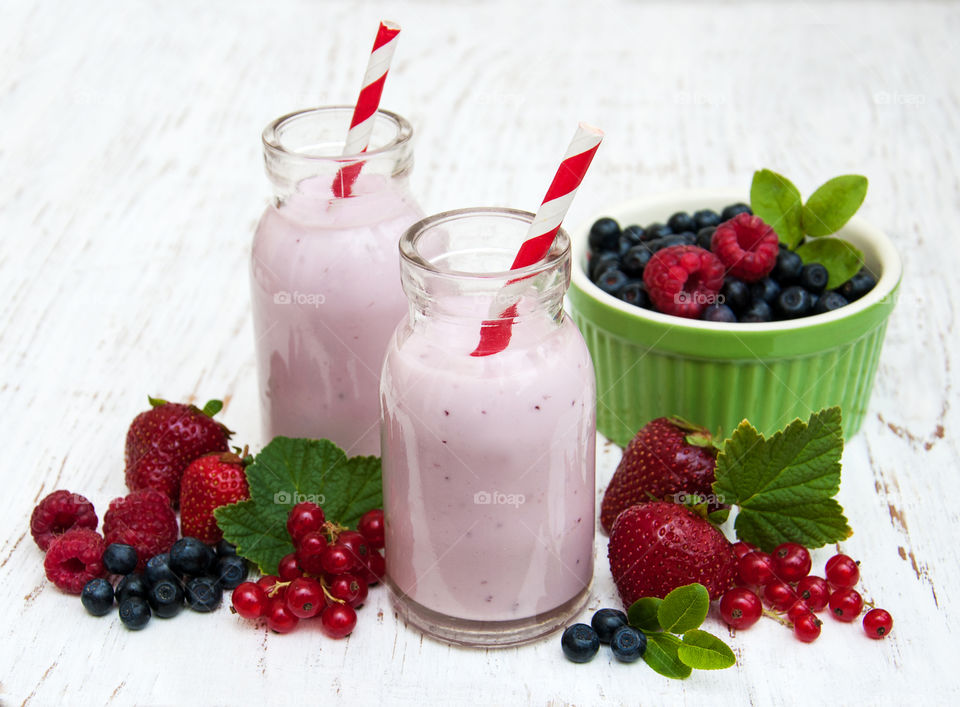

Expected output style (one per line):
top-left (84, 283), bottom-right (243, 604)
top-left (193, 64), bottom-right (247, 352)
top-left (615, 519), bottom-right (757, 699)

top-left (795, 238), bottom-right (865, 290)
top-left (628, 597), bottom-right (663, 631)
top-left (657, 583), bottom-right (709, 633)
top-left (750, 169), bottom-right (804, 248)
top-left (201, 399), bottom-right (223, 417)
top-left (643, 633), bottom-right (692, 680)
top-left (712, 407), bottom-right (852, 551)
top-left (708, 508), bottom-right (730, 524)
top-left (677, 630), bottom-right (737, 670)
top-left (802, 174), bottom-right (868, 237)
top-left (214, 437), bottom-right (383, 574)
top-left (147, 395), bottom-right (167, 407)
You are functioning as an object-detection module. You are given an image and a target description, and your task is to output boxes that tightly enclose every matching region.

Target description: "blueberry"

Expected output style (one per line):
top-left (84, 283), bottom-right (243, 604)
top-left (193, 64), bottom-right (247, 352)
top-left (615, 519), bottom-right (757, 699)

top-left (621, 224), bottom-right (645, 245)
top-left (693, 209), bottom-right (722, 230)
top-left (647, 234), bottom-right (690, 253)
top-left (216, 540), bottom-right (238, 557)
top-left (677, 232), bottom-right (698, 245)
top-left (741, 300), bottom-right (773, 322)
top-left (116, 573), bottom-right (149, 603)
top-left (588, 217), bottom-right (621, 253)
top-left (838, 268), bottom-right (877, 301)
top-left (588, 252), bottom-right (620, 282)
top-left (721, 278), bottom-right (751, 312)
top-left (773, 250), bottom-right (803, 284)
top-left (616, 235), bottom-right (635, 258)
top-left (617, 281), bottom-right (651, 309)
top-left (213, 556), bottom-right (249, 590)
top-left (621, 245), bottom-right (653, 278)
top-left (101, 543), bottom-right (138, 576)
top-left (703, 303), bottom-right (737, 322)
top-left (775, 286), bottom-right (814, 318)
top-left (81, 578), bottom-right (115, 616)
top-left (750, 277), bottom-right (781, 304)
top-left (118, 597), bottom-right (151, 630)
top-left (185, 577), bottom-right (222, 612)
top-left (696, 227), bottom-right (716, 251)
top-left (721, 203), bottom-right (752, 221)
top-left (590, 608), bottom-right (628, 644)
top-left (799, 263), bottom-right (829, 294)
top-left (813, 290), bottom-right (849, 314)
top-left (148, 579), bottom-right (185, 619)
top-left (144, 553), bottom-right (179, 587)
top-left (560, 623), bottom-right (600, 663)
top-left (610, 625), bottom-right (647, 663)
top-left (169, 537), bottom-right (216, 577)
top-left (645, 222), bottom-right (673, 239)
top-left (595, 268), bottom-right (629, 296)
top-left (667, 211), bottom-right (696, 234)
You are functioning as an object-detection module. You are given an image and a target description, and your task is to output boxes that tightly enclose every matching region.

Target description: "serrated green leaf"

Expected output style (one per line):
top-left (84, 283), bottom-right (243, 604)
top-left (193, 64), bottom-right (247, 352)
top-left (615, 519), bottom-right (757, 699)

top-left (677, 630), bottom-right (737, 670)
top-left (215, 437), bottom-right (383, 574)
top-left (802, 175), bottom-right (868, 237)
top-left (713, 407), bottom-right (852, 551)
top-left (658, 583), bottom-right (709, 633)
top-left (643, 632), bottom-right (692, 680)
top-left (795, 238), bottom-right (865, 289)
top-left (708, 508), bottom-right (730, 524)
top-left (750, 169), bottom-right (804, 248)
top-left (628, 597), bottom-right (663, 631)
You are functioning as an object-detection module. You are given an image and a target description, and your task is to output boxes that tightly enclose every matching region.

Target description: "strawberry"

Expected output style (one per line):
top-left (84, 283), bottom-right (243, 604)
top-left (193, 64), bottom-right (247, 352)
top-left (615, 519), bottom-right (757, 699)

top-left (600, 417), bottom-right (720, 533)
top-left (125, 397), bottom-right (231, 505)
top-left (608, 502), bottom-right (737, 606)
top-left (179, 450), bottom-right (251, 544)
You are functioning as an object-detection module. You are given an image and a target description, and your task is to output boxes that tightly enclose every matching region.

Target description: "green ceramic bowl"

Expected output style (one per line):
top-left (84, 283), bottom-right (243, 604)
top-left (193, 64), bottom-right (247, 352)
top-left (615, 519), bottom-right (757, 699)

top-left (568, 189), bottom-right (902, 445)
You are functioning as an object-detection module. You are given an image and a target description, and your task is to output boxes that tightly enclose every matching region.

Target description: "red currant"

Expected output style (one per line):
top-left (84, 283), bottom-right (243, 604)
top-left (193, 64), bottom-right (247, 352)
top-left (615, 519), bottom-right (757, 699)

top-left (286, 502), bottom-right (325, 544)
top-left (285, 577), bottom-right (324, 619)
top-left (359, 550), bottom-right (386, 585)
top-left (738, 551), bottom-right (777, 586)
top-left (718, 587), bottom-right (762, 630)
top-left (320, 602), bottom-right (357, 638)
top-left (828, 588), bottom-right (864, 622)
top-left (732, 541), bottom-right (756, 560)
top-left (295, 531), bottom-right (328, 575)
top-left (278, 553), bottom-right (302, 581)
top-left (337, 530), bottom-right (371, 567)
top-left (231, 582), bottom-right (267, 620)
top-left (795, 575), bottom-right (831, 612)
top-left (763, 580), bottom-right (799, 612)
top-left (321, 543), bottom-right (357, 575)
top-left (786, 600), bottom-right (812, 624)
top-left (793, 612), bottom-right (822, 642)
top-left (266, 597), bottom-right (299, 633)
top-left (358, 509), bottom-right (385, 549)
top-left (862, 608), bottom-right (893, 639)
top-left (257, 575), bottom-right (286, 599)
top-left (327, 573), bottom-right (369, 608)
top-left (825, 554), bottom-right (860, 589)
top-left (771, 542), bottom-right (811, 582)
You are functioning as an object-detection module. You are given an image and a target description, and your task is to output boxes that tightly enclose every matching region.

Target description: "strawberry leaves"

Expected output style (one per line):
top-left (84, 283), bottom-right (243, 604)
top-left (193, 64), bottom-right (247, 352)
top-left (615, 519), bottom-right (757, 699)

top-left (712, 406), bottom-right (852, 551)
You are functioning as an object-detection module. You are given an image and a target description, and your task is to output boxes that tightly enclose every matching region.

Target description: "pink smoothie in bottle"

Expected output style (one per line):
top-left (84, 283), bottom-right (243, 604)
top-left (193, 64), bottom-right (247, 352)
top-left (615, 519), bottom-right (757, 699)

top-left (380, 208), bottom-right (596, 646)
top-left (251, 107), bottom-right (421, 455)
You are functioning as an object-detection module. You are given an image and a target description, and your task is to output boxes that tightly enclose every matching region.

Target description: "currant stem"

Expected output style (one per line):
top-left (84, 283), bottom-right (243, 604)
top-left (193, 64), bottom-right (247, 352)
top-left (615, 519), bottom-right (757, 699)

top-left (762, 608), bottom-right (791, 627)
top-left (321, 582), bottom-right (346, 605)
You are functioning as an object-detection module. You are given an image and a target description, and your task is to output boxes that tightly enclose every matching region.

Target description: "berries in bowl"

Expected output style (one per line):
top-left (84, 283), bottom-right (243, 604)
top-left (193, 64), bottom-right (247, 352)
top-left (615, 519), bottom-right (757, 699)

top-left (567, 175), bottom-right (901, 445)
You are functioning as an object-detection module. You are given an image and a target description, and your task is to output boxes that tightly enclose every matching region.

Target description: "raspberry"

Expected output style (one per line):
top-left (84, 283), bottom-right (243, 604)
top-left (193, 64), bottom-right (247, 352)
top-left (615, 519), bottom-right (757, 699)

top-left (30, 490), bottom-right (98, 551)
top-left (43, 528), bottom-right (106, 594)
top-left (103, 489), bottom-right (179, 569)
top-left (642, 245), bottom-right (726, 318)
top-left (710, 213), bottom-right (779, 282)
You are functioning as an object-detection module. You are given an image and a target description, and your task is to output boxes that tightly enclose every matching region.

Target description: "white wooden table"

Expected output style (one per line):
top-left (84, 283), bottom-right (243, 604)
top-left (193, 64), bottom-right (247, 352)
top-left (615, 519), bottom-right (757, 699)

top-left (2, 1), bottom-right (958, 704)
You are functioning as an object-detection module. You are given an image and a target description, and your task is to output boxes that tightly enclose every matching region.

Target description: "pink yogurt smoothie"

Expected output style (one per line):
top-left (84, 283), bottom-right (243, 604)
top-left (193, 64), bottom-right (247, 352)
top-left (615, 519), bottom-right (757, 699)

top-left (251, 173), bottom-right (422, 454)
top-left (380, 313), bottom-right (596, 621)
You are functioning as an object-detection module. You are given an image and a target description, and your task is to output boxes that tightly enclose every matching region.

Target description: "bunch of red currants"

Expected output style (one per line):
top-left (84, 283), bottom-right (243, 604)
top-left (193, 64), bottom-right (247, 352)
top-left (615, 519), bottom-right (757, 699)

top-left (230, 502), bottom-right (385, 637)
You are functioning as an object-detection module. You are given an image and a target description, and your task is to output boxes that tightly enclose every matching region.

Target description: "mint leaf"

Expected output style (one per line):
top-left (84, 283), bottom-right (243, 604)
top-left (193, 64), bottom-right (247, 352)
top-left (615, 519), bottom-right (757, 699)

top-left (657, 583), bottom-right (709, 633)
top-left (712, 407), bottom-right (852, 551)
top-left (214, 437), bottom-right (383, 574)
top-left (643, 633), bottom-right (692, 680)
top-left (802, 175), bottom-right (868, 237)
top-left (750, 169), bottom-right (804, 248)
top-left (628, 597), bottom-right (663, 631)
top-left (795, 238), bottom-right (864, 289)
top-left (677, 630), bottom-right (736, 670)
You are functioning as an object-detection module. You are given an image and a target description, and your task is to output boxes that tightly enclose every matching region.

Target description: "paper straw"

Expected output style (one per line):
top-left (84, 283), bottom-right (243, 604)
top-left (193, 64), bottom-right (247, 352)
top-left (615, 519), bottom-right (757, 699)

top-left (332, 21), bottom-right (401, 198)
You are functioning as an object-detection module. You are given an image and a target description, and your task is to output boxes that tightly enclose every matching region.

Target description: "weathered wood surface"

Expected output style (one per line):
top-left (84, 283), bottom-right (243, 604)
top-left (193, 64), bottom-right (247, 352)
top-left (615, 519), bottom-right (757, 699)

top-left (1, 0), bottom-right (958, 704)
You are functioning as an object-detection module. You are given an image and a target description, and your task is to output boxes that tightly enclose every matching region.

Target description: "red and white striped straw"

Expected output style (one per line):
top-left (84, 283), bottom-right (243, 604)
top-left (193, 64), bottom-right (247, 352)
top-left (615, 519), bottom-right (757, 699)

top-left (471, 123), bottom-right (604, 356)
top-left (332, 20), bottom-right (401, 198)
